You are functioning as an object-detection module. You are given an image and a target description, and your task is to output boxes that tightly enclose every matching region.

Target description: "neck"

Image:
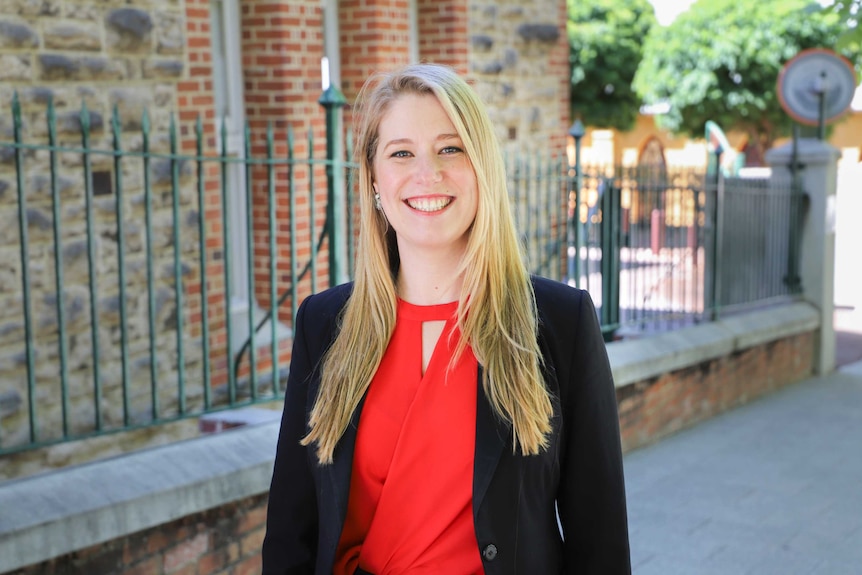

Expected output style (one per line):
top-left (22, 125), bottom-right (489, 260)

top-left (396, 245), bottom-right (466, 305)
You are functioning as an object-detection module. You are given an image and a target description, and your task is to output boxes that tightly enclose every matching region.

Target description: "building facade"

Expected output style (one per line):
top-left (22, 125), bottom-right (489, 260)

top-left (0, 0), bottom-right (569, 476)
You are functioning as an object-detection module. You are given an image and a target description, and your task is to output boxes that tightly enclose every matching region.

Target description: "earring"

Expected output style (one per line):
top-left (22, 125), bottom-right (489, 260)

top-left (374, 192), bottom-right (382, 211)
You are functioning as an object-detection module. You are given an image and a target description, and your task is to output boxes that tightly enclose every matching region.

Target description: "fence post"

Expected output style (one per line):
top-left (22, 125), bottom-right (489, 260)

top-left (319, 85), bottom-right (348, 287)
top-left (707, 150), bottom-right (724, 321)
top-left (765, 139), bottom-right (840, 375)
top-left (568, 120), bottom-right (585, 286)
top-left (600, 179), bottom-right (621, 341)
top-left (784, 127), bottom-right (803, 293)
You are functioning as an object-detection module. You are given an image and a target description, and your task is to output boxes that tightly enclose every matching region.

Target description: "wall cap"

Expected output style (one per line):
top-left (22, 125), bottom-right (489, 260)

top-left (607, 301), bottom-right (820, 387)
top-left (0, 419), bottom-right (280, 573)
top-left (765, 138), bottom-right (842, 165)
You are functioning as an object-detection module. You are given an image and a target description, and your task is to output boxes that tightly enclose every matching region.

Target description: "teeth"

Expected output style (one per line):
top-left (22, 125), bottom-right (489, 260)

top-left (406, 197), bottom-right (452, 212)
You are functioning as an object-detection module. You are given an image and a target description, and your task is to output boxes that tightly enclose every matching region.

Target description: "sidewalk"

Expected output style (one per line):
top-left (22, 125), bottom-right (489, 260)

top-left (623, 359), bottom-right (862, 574)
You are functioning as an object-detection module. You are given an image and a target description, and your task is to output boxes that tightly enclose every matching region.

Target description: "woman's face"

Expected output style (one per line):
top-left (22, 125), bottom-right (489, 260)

top-left (372, 93), bottom-right (479, 260)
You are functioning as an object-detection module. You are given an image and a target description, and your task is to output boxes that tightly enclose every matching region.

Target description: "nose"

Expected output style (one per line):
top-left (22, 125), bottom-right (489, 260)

top-left (415, 154), bottom-right (443, 184)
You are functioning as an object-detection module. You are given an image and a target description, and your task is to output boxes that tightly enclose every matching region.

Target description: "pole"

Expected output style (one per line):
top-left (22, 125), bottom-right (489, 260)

top-left (568, 120), bottom-right (585, 287)
top-left (319, 84), bottom-right (348, 287)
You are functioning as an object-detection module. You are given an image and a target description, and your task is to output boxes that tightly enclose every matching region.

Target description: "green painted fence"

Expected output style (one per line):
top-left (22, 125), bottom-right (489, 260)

top-left (0, 96), bottom-right (802, 456)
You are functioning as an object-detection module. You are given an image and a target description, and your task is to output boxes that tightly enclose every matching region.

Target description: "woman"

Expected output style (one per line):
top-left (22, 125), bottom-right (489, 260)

top-left (262, 63), bottom-right (630, 575)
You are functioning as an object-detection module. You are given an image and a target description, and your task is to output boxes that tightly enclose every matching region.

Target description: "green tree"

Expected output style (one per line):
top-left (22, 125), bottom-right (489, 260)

top-left (567, 0), bottom-right (656, 131)
top-left (823, 0), bottom-right (862, 60)
top-left (634, 0), bottom-right (857, 163)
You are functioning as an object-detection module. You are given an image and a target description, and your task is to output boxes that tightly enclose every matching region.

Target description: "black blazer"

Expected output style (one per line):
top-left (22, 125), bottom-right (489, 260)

top-left (263, 276), bottom-right (631, 574)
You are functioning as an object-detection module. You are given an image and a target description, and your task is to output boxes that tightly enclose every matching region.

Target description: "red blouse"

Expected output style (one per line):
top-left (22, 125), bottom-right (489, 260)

top-left (333, 299), bottom-right (483, 575)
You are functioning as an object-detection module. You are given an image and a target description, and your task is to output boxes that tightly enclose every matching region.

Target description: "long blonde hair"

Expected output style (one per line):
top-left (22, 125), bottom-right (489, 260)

top-left (302, 63), bottom-right (553, 464)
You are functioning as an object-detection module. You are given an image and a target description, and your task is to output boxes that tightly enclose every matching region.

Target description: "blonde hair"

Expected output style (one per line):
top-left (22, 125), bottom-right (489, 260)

top-left (302, 63), bottom-right (553, 464)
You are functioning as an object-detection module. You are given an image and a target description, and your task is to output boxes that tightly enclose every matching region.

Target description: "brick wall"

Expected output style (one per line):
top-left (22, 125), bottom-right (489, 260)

top-left (418, 0), bottom-right (469, 74)
top-left (617, 331), bottom-right (815, 453)
top-left (338, 0), bottom-right (413, 103)
top-left (7, 493), bottom-right (269, 575)
top-left (241, 0), bottom-right (331, 313)
top-left (0, 319), bottom-right (819, 573)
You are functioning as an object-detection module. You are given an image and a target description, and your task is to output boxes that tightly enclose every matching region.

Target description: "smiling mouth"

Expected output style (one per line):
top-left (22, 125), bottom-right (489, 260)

top-left (405, 197), bottom-right (453, 212)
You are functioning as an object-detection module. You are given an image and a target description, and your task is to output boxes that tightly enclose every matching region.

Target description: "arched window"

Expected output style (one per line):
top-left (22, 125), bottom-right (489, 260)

top-left (638, 136), bottom-right (666, 169)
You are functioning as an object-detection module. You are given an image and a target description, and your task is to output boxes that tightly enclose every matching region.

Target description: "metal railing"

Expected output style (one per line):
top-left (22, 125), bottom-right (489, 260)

top-left (509, 161), bottom-right (803, 338)
top-left (0, 97), bottom-right (803, 455)
top-left (0, 94), bottom-right (353, 455)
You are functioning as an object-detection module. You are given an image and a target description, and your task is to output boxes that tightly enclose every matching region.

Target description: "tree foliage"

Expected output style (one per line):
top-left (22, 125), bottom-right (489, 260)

top-left (823, 0), bottom-right (862, 60)
top-left (567, 0), bottom-right (656, 131)
top-left (633, 0), bottom-right (858, 161)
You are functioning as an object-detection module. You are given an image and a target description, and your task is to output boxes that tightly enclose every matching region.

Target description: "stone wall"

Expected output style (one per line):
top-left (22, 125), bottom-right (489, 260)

top-left (0, 0), bottom-right (212, 455)
top-left (468, 0), bottom-right (569, 157)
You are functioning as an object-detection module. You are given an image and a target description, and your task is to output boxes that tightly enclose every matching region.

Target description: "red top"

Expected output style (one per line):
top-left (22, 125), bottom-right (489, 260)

top-left (333, 299), bottom-right (483, 575)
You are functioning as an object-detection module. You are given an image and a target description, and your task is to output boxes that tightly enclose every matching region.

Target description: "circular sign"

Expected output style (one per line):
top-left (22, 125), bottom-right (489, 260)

top-left (777, 48), bottom-right (857, 126)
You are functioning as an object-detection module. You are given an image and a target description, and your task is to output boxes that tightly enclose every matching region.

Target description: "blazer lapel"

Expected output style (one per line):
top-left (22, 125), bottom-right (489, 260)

top-left (320, 394), bottom-right (367, 566)
top-left (472, 366), bottom-right (510, 516)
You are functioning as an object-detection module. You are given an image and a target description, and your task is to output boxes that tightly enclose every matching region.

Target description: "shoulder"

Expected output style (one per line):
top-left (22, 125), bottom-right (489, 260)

top-left (531, 275), bottom-right (601, 349)
top-left (531, 275), bottom-right (591, 321)
top-left (298, 282), bottom-right (354, 319)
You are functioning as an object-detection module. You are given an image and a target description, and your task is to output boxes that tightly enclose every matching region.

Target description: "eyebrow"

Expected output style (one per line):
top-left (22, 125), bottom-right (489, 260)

top-left (381, 133), bottom-right (462, 151)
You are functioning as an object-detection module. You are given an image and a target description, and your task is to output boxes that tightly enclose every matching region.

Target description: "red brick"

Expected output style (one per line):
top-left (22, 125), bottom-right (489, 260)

top-left (163, 533), bottom-right (209, 573)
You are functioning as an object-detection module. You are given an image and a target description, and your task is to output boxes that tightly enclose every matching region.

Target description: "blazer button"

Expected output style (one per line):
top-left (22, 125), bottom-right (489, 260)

top-left (482, 544), bottom-right (498, 561)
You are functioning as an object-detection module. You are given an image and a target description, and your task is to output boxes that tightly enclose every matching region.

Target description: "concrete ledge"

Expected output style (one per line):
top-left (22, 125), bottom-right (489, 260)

top-left (607, 301), bottom-right (819, 387)
top-left (0, 421), bottom-right (280, 574)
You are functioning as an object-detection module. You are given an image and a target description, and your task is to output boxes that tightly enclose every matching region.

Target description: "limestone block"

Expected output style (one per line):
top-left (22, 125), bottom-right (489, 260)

top-left (0, 212), bottom-right (20, 248)
top-left (142, 58), bottom-right (183, 79)
top-left (108, 88), bottom-right (153, 132)
top-left (40, 287), bottom-right (89, 330)
top-left (502, 6), bottom-right (525, 18)
top-left (26, 206), bottom-right (53, 233)
top-left (471, 34), bottom-right (493, 51)
top-left (154, 83), bottom-right (174, 107)
top-left (39, 54), bottom-right (129, 82)
top-left (16, 87), bottom-right (55, 109)
top-left (0, 19), bottom-right (38, 48)
top-left (150, 157), bottom-right (191, 186)
top-left (0, 54), bottom-right (32, 81)
top-left (477, 61), bottom-right (503, 75)
top-left (2, 0), bottom-right (60, 16)
top-left (0, 387), bottom-right (21, 418)
top-left (0, 320), bottom-right (24, 348)
top-left (155, 11), bottom-right (183, 55)
top-left (28, 172), bottom-right (78, 200)
top-left (44, 22), bottom-right (102, 51)
top-left (516, 23), bottom-right (559, 43)
top-left (106, 7), bottom-right (153, 52)
top-left (61, 238), bottom-right (99, 284)
top-left (64, 3), bottom-right (101, 21)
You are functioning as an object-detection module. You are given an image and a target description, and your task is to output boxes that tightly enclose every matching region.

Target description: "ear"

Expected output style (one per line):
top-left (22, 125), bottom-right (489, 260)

top-left (372, 182), bottom-right (378, 193)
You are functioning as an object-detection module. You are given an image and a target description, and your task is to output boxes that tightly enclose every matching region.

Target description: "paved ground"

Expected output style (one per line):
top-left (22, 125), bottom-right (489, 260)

top-left (624, 164), bottom-right (862, 574)
top-left (623, 359), bottom-right (862, 574)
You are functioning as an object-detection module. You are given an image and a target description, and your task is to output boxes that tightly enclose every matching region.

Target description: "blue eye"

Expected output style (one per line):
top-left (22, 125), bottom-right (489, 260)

top-left (391, 150), bottom-right (412, 158)
top-left (441, 146), bottom-right (463, 154)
